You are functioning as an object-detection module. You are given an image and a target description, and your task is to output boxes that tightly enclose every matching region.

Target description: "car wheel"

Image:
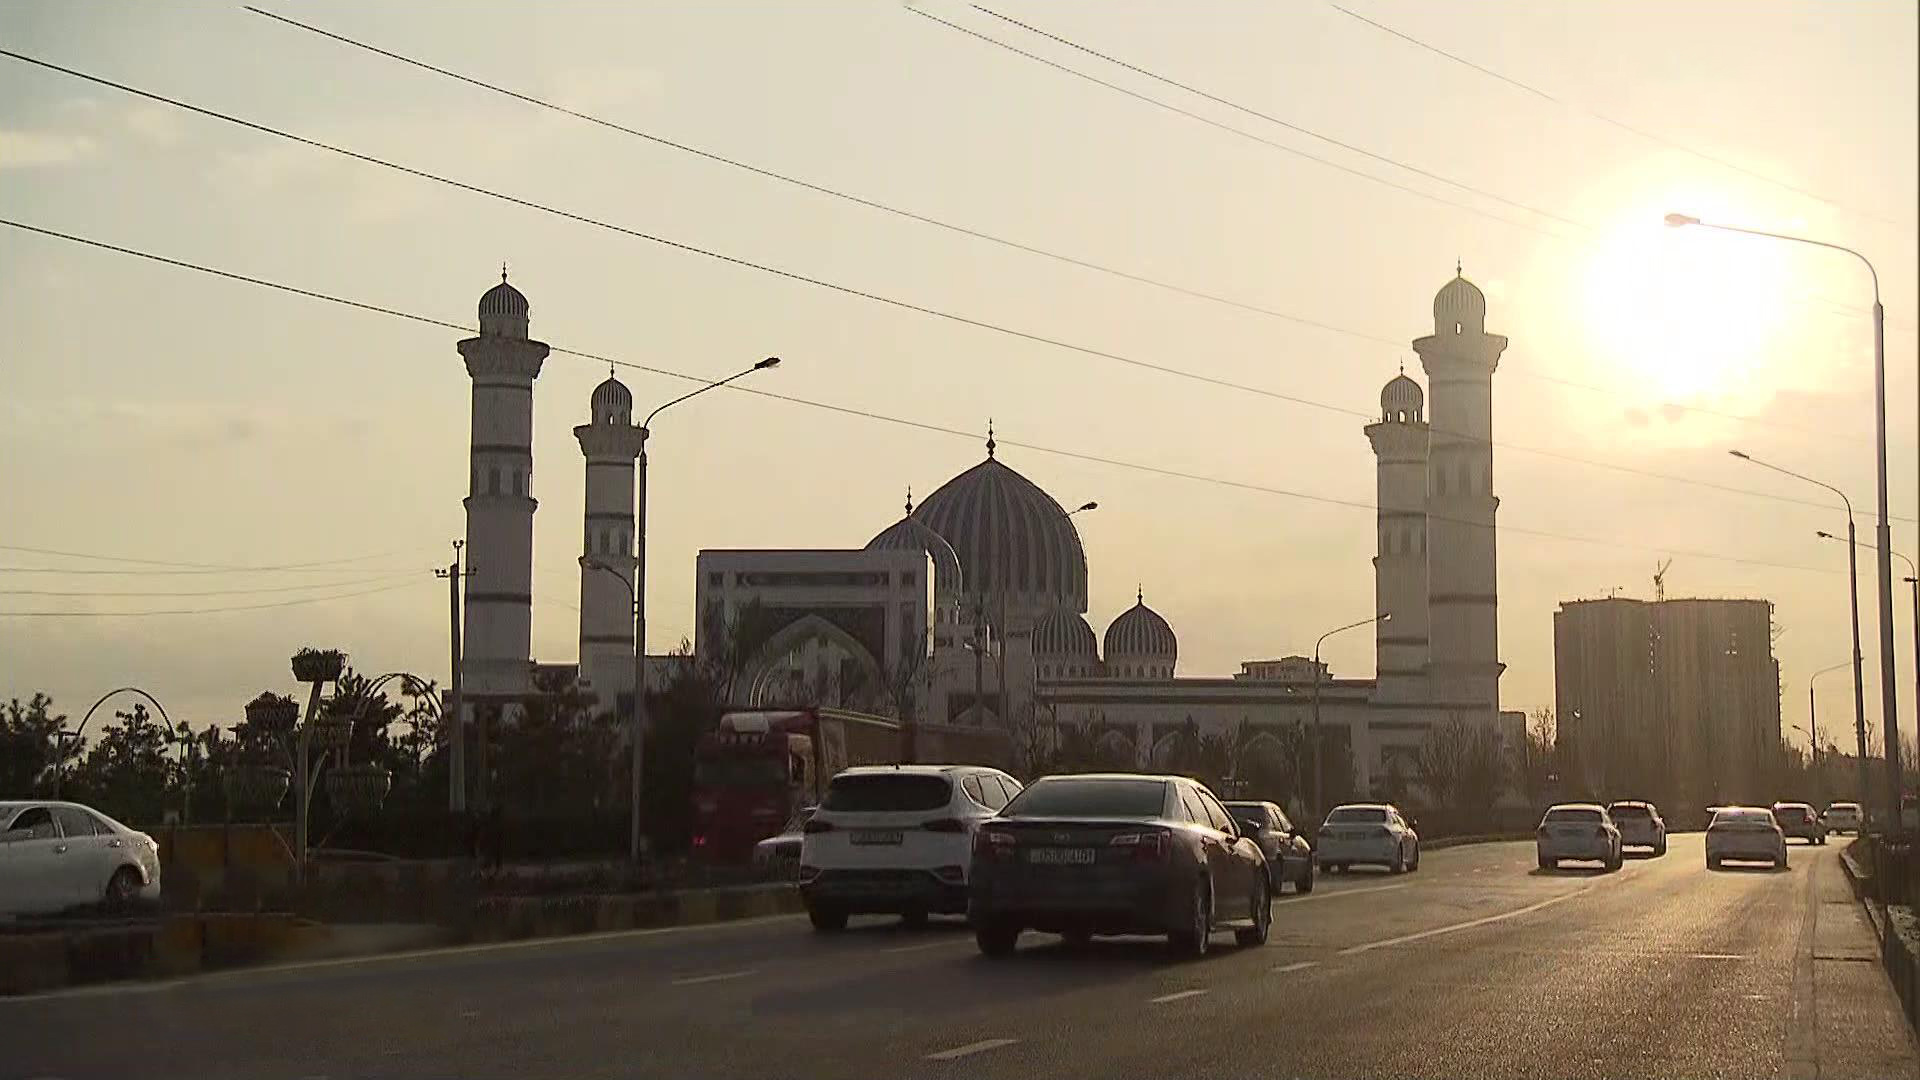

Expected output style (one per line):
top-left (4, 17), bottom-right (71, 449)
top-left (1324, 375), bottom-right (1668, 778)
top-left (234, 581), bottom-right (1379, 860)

top-left (1607, 850), bottom-right (1622, 872)
top-left (1235, 876), bottom-right (1271, 948)
top-left (1297, 862), bottom-right (1315, 894)
top-left (1389, 847), bottom-right (1406, 875)
top-left (808, 904), bottom-right (848, 932)
top-left (1410, 844), bottom-right (1421, 872)
top-left (975, 920), bottom-right (1019, 957)
top-left (1656, 838), bottom-right (1668, 857)
top-left (105, 866), bottom-right (142, 911)
top-left (1538, 855), bottom-right (1553, 871)
top-left (1168, 877), bottom-right (1212, 960)
top-left (1707, 856), bottom-right (1721, 870)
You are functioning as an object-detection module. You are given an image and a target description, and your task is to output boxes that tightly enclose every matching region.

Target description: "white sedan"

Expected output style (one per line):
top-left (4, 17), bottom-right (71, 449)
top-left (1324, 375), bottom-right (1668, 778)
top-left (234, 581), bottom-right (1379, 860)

top-left (0, 801), bottom-right (162, 917)
top-left (1315, 803), bottom-right (1420, 874)
top-left (1706, 806), bottom-right (1788, 870)
top-left (1536, 803), bottom-right (1622, 871)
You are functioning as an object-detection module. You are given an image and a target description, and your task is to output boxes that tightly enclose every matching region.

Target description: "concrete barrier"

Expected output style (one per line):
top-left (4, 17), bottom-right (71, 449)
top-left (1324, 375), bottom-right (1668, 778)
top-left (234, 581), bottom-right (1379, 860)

top-left (1422, 832), bottom-right (1534, 851)
top-left (1840, 838), bottom-right (1920, 1036)
top-left (466, 883), bottom-right (801, 944)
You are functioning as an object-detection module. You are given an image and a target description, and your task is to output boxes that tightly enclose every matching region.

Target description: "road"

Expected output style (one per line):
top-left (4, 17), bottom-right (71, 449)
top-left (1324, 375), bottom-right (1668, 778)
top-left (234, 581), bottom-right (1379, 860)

top-left (4, 836), bottom-right (1914, 1080)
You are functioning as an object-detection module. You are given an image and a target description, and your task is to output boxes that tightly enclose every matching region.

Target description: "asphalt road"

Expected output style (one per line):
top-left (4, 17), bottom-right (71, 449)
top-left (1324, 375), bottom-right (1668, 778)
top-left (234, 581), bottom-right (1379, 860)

top-left (4, 836), bottom-right (1914, 1080)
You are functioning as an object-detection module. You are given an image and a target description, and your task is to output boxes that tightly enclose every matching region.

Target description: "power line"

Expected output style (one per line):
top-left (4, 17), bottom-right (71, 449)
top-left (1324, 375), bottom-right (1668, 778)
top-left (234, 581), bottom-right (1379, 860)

top-left (0, 577), bottom-right (429, 617)
top-left (0, 56), bottom-right (1898, 521)
top-left (0, 572), bottom-right (417, 598)
top-left (1322, 1), bottom-right (1911, 229)
top-left (241, 6), bottom-right (1856, 444)
top-left (972, 4), bottom-right (1584, 232)
top-left (0, 216), bottom-right (1858, 578)
top-left (0, 542), bottom-right (427, 572)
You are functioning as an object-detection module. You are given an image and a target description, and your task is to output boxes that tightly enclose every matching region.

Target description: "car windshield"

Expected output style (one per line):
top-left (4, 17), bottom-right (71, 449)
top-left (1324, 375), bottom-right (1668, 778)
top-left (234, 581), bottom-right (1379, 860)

top-left (1544, 808), bottom-right (1603, 824)
top-left (1608, 805), bottom-right (1650, 818)
top-left (1325, 807), bottom-right (1388, 825)
top-left (1774, 805), bottom-right (1811, 819)
top-left (822, 774), bottom-right (951, 812)
top-left (1003, 779), bottom-right (1167, 818)
top-left (1713, 810), bottom-right (1772, 826)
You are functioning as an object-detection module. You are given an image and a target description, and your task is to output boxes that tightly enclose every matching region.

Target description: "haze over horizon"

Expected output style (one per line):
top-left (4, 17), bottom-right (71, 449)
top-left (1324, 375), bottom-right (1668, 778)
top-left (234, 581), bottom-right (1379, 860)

top-left (3, 1), bottom-right (1915, 738)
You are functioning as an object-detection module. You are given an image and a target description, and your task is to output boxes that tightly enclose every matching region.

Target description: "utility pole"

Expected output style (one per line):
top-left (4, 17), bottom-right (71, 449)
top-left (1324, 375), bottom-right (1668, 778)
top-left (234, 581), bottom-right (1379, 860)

top-left (436, 540), bottom-right (471, 813)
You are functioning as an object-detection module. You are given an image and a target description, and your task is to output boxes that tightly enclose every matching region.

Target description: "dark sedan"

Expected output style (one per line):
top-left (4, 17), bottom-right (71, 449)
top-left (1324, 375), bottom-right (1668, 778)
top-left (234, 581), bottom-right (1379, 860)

top-left (1224, 800), bottom-right (1315, 893)
top-left (967, 773), bottom-right (1271, 959)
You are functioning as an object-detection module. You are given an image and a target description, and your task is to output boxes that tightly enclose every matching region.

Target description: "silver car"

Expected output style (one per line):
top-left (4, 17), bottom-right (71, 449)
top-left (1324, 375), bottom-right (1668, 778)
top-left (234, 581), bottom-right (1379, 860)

top-left (751, 806), bottom-right (812, 880)
top-left (1536, 804), bottom-right (1622, 871)
top-left (1706, 806), bottom-right (1787, 869)
top-left (1606, 800), bottom-right (1667, 856)
top-left (0, 800), bottom-right (162, 916)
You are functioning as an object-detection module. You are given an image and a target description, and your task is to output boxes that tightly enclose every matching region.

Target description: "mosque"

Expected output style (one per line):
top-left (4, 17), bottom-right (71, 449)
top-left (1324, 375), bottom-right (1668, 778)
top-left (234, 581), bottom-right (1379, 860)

top-left (454, 268), bottom-right (1521, 799)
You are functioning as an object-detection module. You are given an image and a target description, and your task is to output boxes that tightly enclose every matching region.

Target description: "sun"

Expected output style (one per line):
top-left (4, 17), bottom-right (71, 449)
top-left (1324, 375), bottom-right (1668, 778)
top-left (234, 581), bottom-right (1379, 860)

top-left (1579, 211), bottom-right (1799, 408)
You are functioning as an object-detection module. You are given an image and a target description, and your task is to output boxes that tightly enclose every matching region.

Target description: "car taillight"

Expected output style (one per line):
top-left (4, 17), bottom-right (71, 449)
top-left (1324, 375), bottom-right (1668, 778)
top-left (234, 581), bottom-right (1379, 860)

top-left (802, 818), bottom-right (835, 834)
top-left (922, 818), bottom-right (967, 833)
top-left (973, 829), bottom-right (1016, 860)
top-left (693, 834), bottom-right (707, 848)
top-left (1110, 831), bottom-right (1169, 862)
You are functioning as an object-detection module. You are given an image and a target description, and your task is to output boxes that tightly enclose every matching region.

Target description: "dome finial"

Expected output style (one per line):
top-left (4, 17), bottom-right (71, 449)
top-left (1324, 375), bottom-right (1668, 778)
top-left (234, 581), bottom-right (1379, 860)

top-left (986, 418), bottom-right (996, 459)
top-left (904, 486), bottom-right (913, 514)
top-left (1136, 583), bottom-right (1143, 605)
top-left (1455, 257), bottom-right (1462, 277)
top-left (501, 261), bottom-right (509, 284)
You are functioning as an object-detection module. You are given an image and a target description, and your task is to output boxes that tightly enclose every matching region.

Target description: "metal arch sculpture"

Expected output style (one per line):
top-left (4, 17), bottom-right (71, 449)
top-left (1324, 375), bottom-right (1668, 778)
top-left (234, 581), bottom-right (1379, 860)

top-left (53, 686), bottom-right (174, 799)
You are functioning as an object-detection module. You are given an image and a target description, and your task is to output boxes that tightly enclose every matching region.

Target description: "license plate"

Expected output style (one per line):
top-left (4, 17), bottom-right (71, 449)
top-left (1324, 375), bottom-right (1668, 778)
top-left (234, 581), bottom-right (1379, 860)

top-left (1027, 847), bottom-right (1096, 865)
top-left (851, 830), bottom-right (903, 846)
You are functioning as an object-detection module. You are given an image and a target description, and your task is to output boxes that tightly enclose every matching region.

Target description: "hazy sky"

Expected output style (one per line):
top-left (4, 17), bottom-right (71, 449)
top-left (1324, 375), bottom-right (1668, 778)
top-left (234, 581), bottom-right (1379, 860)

top-left (2, 1), bottom-right (1915, 745)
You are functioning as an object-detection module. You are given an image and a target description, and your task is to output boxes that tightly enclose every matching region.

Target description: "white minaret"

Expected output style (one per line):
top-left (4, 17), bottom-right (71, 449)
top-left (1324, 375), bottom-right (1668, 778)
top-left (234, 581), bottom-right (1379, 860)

top-left (1366, 368), bottom-right (1430, 703)
top-left (575, 371), bottom-right (646, 713)
top-left (459, 269), bottom-right (548, 716)
top-left (1415, 268), bottom-right (1507, 716)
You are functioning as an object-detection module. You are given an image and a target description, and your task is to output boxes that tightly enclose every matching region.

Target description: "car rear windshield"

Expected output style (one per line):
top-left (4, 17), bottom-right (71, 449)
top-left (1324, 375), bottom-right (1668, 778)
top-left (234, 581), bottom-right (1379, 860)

top-left (1713, 810), bottom-right (1771, 826)
top-left (1774, 806), bottom-right (1811, 820)
top-left (1608, 805), bottom-right (1650, 818)
top-left (1325, 807), bottom-right (1388, 824)
top-left (1544, 808), bottom-right (1603, 824)
top-left (822, 774), bottom-right (952, 812)
top-left (1003, 779), bottom-right (1166, 818)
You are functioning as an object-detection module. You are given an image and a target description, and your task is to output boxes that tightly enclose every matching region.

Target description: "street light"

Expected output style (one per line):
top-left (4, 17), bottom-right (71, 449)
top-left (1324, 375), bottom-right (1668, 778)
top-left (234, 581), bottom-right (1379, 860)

top-left (1808, 659), bottom-right (1854, 804)
top-left (1310, 613), bottom-right (1388, 822)
top-left (1820, 530), bottom-right (1919, 769)
top-left (1729, 449), bottom-right (1870, 811)
top-left (617, 355), bottom-right (781, 867)
top-left (1673, 212), bottom-right (1899, 831)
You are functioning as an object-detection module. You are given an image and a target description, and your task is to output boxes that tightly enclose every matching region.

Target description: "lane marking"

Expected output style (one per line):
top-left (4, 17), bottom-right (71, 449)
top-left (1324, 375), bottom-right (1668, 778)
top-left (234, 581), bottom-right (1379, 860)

top-left (669, 969), bottom-right (758, 986)
top-left (1270, 960), bottom-right (1319, 974)
top-left (1337, 887), bottom-right (1592, 955)
top-left (0, 913), bottom-right (808, 1003)
top-left (1283, 882), bottom-right (1409, 904)
top-left (882, 938), bottom-right (968, 954)
top-left (925, 1038), bottom-right (1018, 1061)
top-left (1149, 989), bottom-right (1209, 1004)
top-left (1689, 953), bottom-right (1747, 960)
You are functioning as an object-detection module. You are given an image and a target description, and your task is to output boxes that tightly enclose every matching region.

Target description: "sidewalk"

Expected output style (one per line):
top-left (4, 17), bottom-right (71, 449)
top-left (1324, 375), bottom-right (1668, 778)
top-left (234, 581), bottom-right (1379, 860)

top-left (1809, 847), bottom-right (1920, 1078)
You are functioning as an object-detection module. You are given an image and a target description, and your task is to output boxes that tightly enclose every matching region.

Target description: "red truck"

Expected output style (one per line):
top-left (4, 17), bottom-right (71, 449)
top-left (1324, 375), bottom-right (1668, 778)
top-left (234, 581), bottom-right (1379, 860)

top-left (691, 708), bottom-right (906, 863)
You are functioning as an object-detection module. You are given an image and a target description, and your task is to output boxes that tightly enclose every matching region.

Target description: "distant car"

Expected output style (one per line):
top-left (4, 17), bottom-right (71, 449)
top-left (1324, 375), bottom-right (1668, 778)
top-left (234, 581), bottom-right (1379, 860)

top-left (1706, 806), bottom-right (1787, 869)
top-left (1536, 804), bottom-right (1623, 871)
top-left (798, 764), bottom-right (1021, 930)
top-left (0, 800), bottom-right (162, 917)
top-left (751, 806), bottom-right (813, 880)
top-left (1606, 800), bottom-right (1667, 856)
top-left (968, 773), bottom-right (1271, 958)
top-left (1771, 802), bottom-right (1826, 845)
top-left (1315, 803), bottom-right (1420, 874)
top-left (1822, 801), bottom-right (1864, 835)
top-left (1224, 800), bottom-right (1315, 893)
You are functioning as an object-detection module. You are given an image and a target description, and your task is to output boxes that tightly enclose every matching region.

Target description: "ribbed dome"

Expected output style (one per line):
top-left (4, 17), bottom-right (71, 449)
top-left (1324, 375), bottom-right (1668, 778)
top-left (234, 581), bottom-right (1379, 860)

top-left (1033, 609), bottom-right (1097, 658)
top-left (1105, 591), bottom-right (1177, 667)
top-left (479, 271), bottom-right (531, 338)
top-left (591, 375), bottom-right (632, 423)
top-left (1380, 373), bottom-right (1423, 421)
top-left (913, 446), bottom-right (1087, 616)
top-left (1433, 272), bottom-right (1485, 336)
top-left (866, 511), bottom-right (964, 596)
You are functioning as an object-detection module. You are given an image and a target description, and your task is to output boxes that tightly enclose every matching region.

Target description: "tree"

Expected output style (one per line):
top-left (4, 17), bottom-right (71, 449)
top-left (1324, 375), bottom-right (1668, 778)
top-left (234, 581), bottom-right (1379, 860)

top-left (67, 703), bottom-right (172, 824)
top-left (1414, 717), bottom-right (1470, 811)
top-left (2, 693), bottom-right (70, 796)
top-left (1520, 707), bottom-right (1556, 804)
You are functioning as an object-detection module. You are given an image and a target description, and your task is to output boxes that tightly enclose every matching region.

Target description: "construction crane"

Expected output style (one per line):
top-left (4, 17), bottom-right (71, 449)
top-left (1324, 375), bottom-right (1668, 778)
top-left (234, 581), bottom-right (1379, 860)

top-left (1653, 558), bottom-right (1673, 602)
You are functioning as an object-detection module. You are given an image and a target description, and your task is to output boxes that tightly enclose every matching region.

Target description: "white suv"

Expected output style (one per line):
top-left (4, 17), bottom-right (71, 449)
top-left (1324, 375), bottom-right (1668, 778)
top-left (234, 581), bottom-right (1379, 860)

top-left (798, 764), bottom-right (1022, 930)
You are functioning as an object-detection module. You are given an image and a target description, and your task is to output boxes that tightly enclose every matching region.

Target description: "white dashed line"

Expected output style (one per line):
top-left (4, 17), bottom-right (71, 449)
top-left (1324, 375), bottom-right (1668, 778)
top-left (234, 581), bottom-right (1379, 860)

top-left (1690, 953), bottom-right (1747, 960)
top-left (1149, 989), bottom-right (1209, 1004)
top-left (1338, 888), bottom-right (1590, 955)
top-left (925, 1038), bottom-right (1019, 1061)
top-left (1271, 960), bottom-right (1320, 974)
top-left (669, 969), bottom-right (758, 986)
top-left (1285, 882), bottom-right (1409, 904)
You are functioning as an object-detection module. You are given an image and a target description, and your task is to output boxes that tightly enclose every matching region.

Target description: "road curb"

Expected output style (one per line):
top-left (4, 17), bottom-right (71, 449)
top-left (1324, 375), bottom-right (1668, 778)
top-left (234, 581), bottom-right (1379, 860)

top-left (1839, 839), bottom-right (1920, 1037)
top-left (1422, 832), bottom-right (1533, 851)
top-left (465, 883), bottom-right (802, 944)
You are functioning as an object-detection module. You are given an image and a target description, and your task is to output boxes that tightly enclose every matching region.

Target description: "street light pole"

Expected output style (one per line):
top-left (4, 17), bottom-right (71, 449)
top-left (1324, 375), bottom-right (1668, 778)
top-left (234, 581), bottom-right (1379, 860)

top-left (1821, 531), bottom-right (1919, 783)
top-left (612, 356), bottom-right (780, 866)
top-left (1311, 613), bottom-right (1389, 822)
top-left (1674, 214), bottom-right (1898, 830)
top-left (1730, 450), bottom-right (1870, 810)
top-left (1809, 660), bottom-right (1853, 805)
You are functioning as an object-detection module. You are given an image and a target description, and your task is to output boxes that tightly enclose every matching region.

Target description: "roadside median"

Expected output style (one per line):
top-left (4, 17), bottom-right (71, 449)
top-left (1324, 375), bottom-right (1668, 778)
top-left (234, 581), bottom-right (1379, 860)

top-left (1839, 837), bottom-right (1920, 1035)
top-left (460, 882), bottom-right (803, 943)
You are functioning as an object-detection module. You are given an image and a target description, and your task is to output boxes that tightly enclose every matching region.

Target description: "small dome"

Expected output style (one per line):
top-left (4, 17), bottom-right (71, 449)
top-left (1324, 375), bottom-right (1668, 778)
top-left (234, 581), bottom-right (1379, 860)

top-left (1033, 609), bottom-right (1097, 658)
top-left (591, 375), bottom-right (632, 423)
top-left (1380, 373), bottom-right (1423, 421)
top-left (1105, 591), bottom-right (1177, 671)
top-left (866, 511), bottom-right (964, 597)
top-left (1433, 272), bottom-right (1485, 336)
top-left (479, 269), bottom-right (530, 338)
